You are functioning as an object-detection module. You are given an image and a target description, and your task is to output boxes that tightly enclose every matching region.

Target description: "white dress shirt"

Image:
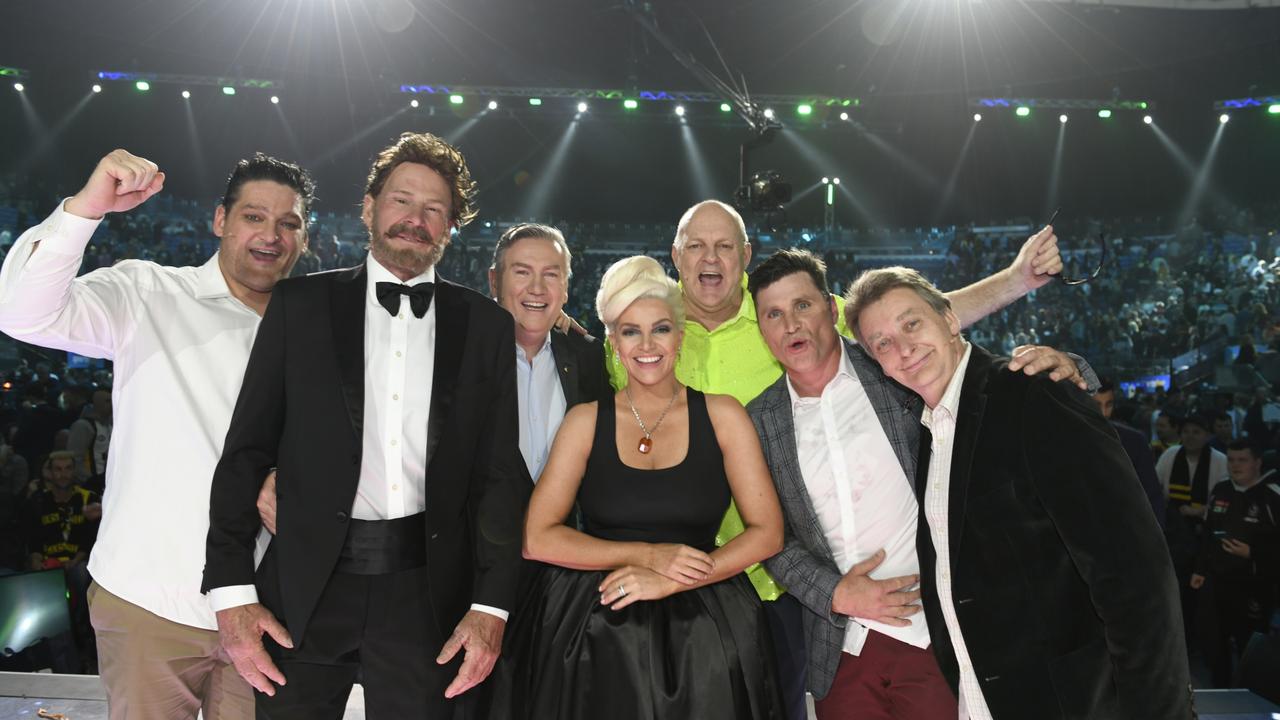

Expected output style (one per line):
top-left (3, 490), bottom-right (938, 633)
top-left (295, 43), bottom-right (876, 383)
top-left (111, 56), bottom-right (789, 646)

top-left (788, 350), bottom-right (930, 656)
top-left (516, 335), bottom-right (566, 483)
top-left (920, 343), bottom-right (993, 720)
top-left (0, 202), bottom-right (268, 631)
top-left (355, 255), bottom-right (434, 519)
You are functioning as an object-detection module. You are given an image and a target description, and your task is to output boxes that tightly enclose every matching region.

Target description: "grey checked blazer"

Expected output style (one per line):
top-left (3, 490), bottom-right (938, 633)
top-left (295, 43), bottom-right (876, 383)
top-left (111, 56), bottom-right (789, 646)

top-left (748, 338), bottom-right (924, 700)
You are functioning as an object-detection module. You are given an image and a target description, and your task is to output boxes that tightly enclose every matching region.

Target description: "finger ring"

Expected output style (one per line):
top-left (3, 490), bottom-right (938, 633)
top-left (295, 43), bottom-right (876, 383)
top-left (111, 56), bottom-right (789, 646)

top-left (617, 584), bottom-right (627, 597)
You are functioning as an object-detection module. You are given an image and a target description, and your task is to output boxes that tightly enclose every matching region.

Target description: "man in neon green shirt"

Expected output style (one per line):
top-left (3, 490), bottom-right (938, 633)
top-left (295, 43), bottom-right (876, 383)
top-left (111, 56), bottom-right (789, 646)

top-left (607, 199), bottom-right (1070, 719)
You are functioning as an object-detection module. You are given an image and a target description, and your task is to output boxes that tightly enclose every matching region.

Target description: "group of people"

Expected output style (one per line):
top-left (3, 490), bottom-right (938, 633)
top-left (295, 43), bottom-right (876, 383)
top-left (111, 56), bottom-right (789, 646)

top-left (0, 133), bottom-right (1208, 720)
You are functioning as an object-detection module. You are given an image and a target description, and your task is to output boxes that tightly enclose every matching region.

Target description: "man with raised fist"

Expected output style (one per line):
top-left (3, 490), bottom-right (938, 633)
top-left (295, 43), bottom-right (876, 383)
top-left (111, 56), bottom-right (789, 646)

top-left (0, 149), bottom-right (314, 720)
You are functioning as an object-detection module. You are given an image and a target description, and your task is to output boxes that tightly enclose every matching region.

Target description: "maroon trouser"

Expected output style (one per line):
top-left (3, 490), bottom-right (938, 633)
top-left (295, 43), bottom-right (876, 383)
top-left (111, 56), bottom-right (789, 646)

top-left (815, 629), bottom-right (958, 720)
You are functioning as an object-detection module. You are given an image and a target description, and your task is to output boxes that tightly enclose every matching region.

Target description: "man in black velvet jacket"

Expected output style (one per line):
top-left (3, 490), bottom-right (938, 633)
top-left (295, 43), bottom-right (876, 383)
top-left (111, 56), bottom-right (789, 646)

top-left (845, 266), bottom-right (1194, 720)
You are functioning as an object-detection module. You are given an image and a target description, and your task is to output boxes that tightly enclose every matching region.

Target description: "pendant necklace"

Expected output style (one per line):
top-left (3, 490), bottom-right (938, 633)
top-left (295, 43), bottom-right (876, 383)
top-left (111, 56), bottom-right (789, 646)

top-left (625, 384), bottom-right (680, 455)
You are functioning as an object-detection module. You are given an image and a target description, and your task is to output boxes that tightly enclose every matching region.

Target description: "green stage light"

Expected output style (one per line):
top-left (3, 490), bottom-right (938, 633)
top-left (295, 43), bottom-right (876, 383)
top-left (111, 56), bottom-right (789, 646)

top-left (528, 98), bottom-right (542, 106)
top-left (1140, 102), bottom-right (1149, 109)
top-left (719, 102), bottom-right (731, 112)
top-left (135, 80), bottom-right (150, 92)
top-left (449, 94), bottom-right (463, 105)
top-left (222, 86), bottom-right (236, 96)
top-left (1269, 104), bottom-right (1280, 115)
top-left (1015, 106), bottom-right (1030, 117)
top-left (623, 99), bottom-right (639, 110)
top-left (797, 104), bottom-right (812, 116)
top-left (1097, 109), bottom-right (1113, 119)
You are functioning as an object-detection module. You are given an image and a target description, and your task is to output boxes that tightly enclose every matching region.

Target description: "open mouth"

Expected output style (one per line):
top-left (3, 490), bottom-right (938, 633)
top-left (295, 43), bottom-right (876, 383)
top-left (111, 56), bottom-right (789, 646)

top-left (520, 301), bottom-right (548, 312)
top-left (786, 338), bottom-right (809, 354)
top-left (634, 355), bottom-right (663, 365)
top-left (248, 248), bottom-right (282, 262)
top-left (697, 271), bottom-right (723, 287)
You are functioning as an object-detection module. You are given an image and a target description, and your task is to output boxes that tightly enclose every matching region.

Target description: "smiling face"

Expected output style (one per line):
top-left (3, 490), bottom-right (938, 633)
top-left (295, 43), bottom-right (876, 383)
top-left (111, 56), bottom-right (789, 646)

top-left (363, 161), bottom-right (454, 280)
top-left (214, 180), bottom-right (308, 297)
top-left (490, 234), bottom-right (569, 345)
top-left (671, 203), bottom-right (751, 323)
top-left (612, 297), bottom-right (683, 388)
top-left (857, 287), bottom-right (964, 408)
top-left (755, 271), bottom-right (842, 392)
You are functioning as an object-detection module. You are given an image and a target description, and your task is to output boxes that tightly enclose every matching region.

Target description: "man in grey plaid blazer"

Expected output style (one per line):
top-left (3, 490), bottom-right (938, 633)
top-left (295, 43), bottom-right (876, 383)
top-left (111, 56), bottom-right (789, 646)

top-left (744, 250), bottom-right (1091, 719)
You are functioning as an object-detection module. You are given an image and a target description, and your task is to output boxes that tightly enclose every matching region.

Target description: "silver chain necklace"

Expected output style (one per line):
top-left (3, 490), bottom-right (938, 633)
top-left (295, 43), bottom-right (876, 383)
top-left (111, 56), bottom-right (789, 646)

top-left (624, 384), bottom-right (680, 455)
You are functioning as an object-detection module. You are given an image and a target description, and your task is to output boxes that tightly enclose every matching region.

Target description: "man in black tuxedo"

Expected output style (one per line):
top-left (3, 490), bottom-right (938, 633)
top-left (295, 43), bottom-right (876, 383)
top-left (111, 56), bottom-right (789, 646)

top-left (845, 266), bottom-right (1194, 720)
top-left (486, 223), bottom-right (610, 485)
top-left (203, 132), bottom-right (527, 718)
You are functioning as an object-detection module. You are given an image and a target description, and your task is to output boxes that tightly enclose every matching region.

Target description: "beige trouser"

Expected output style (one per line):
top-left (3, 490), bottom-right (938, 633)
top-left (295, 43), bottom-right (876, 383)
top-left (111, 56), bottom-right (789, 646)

top-left (88, 582), bottom-right (254, 720)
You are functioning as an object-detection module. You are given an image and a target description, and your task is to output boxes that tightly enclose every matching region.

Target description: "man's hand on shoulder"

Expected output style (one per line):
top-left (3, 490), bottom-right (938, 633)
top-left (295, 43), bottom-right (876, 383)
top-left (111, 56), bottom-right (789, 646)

top-left (65, 149), bottom-right (165, 220)
top-left (1007, 344), bottom-right (1088, 390)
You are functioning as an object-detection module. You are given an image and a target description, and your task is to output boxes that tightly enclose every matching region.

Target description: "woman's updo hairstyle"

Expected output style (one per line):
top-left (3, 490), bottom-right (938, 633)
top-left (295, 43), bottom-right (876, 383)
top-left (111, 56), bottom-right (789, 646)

top-left (595, 255), bottom-right (685, 332)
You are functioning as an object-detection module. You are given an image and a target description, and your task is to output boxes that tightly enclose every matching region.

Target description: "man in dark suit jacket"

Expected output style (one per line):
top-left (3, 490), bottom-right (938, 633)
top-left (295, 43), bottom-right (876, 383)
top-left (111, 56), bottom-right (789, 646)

top-left (845, 266), bottom-right (1194, 720)
top-left (1094, 376), bottom-right (1166, 527)
top-left (486, 223), bottom-right (610, 484)
top-left (203, 132), bottom-right (527, 719)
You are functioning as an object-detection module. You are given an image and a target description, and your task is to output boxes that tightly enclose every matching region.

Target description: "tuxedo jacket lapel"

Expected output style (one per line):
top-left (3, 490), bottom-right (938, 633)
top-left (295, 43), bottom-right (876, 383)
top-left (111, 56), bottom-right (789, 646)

top-left (426, 280), bottom-right (467, 471)
top-left (330, 266), bottom-right (367, 442)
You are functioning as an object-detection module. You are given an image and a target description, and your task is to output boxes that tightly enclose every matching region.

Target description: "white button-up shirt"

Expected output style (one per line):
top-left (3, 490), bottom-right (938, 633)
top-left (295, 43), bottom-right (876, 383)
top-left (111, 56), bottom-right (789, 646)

top-left (516, 335), bottom-right (565, 483)
top-left (0, 202), bottom-right (267, 631)
top-left (920, 342), bottom-right (992, 720)
top-left (355, 255), bottom-right (434, 519)
top-left (788, 350), bottom-right (930, 656)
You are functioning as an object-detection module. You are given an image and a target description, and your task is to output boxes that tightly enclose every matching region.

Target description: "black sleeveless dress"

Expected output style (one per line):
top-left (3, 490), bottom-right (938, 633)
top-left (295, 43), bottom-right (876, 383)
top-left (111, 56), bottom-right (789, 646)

top-left (481, 389), bottom-right (783, 720)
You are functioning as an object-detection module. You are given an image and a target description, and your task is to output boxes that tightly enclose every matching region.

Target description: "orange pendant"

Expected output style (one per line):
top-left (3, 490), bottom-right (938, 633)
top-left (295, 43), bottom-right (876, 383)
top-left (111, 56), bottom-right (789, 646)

top-left (638, 436), bottom-right (653, 454)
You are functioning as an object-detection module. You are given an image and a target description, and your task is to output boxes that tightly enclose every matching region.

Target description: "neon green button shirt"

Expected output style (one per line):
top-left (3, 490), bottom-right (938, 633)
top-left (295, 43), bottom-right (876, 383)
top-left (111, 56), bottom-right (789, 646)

top-left (606, 273), bottom-right (851, 601)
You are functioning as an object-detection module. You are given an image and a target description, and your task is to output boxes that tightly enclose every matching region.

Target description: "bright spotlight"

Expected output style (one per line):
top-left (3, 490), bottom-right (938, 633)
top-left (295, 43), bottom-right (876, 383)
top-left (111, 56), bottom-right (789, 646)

top-left (182, 90), bottom-right (191, 99)
top-left (410, 99), bottom-right (419, 108)
top-left (449, 94), bottom-right (464, 105)
top-left (1219, 113), bottom-right (1230, 124)
top-left (576, 101), bottom-right (588, 113)
top-left (674, 105), bottom-right (686, 117)
top-left (1059, 114), bottom-right (1068, 124)
top-left (134, 81), bottom-right (149, 92)
top-left (1143, 115), bottom-right (1153, 125)
top-left (1097, 109), bottom-right (1113, 119)
top-left (797, 104), bottom-right (812, 116)
top-left (821, 177), bottom-right (830, 184)
top-left (91, 84), bottom-right (102, 94)
top-left (973, 113), bottom-right (982, 122)
top-left (719, 102), bottom-right (731, 113)
top-left (222, 86), bottom-right (236, 96)
top-left (488, 100), bottom-right (498, 110)
top-left (623, 98), bottom-right (638, 110)
top-left (762, 108), bottom-right (775, 120)
top-left (12, 82), bottom-right (22, 92)
top-left (270, 95), bottom-right (279, 105)
top-left (1268, 104), bottom-right (1280, 115)
top-left (839, 112), bottom-right (849, 121)
top-left (832, 177), bottom-right (841, 185)
top-left (1015, 106), bottom-right (1031, 117)
top-left (529, 98), bottom-right (543, 106)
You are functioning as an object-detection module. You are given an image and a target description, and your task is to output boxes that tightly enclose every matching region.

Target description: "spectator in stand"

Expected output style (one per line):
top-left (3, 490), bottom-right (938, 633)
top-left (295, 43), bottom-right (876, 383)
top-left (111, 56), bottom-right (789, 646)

top-left (1154, 412), bottom-right (1181, 457)
top-left (1157, 413), bottom-right (1231, 651)
top-left (1190, 440), bottom-right (1279, 687)
top-left (1094, 378), bottom-right (1165, 527)
top-left (67, 388), bottom-right (111, 492)
top-left (1210, 411), bottom-right (1235, 454)
top-left (24, 450), bottom-right (101, 570)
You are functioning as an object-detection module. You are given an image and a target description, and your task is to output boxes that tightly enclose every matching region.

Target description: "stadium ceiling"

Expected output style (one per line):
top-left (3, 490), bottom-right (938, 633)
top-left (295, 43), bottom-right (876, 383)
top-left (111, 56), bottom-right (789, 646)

top-left (1027, 0), bottom-right (1280, 7)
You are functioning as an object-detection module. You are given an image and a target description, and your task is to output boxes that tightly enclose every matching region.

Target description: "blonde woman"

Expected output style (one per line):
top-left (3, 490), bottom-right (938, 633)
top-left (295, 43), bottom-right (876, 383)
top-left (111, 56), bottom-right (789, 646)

top-left (482, 255), bottom-right (785, 719)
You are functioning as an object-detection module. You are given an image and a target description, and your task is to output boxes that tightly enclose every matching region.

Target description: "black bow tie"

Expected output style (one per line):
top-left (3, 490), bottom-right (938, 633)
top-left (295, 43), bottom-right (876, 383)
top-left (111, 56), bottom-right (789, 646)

top-left (375, 281), bottom-right (435, 319)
